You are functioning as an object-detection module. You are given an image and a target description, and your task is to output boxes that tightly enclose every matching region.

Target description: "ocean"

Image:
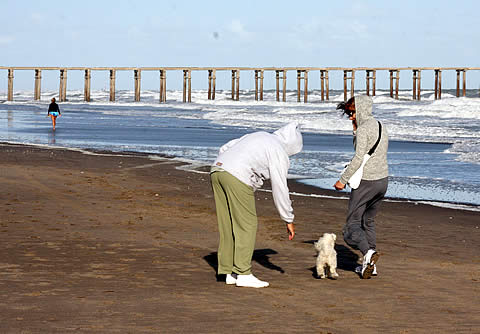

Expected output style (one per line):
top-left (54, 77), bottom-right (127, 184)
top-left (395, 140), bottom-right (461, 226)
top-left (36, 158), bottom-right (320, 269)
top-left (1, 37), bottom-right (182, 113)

top-left (1, 88), bottom-right (479, 211)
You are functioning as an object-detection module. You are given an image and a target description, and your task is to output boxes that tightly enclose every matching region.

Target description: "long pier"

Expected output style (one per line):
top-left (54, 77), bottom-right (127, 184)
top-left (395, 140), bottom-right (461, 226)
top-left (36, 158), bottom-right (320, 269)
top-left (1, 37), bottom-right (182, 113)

top-left (2, 66), bottom-right (479, 103)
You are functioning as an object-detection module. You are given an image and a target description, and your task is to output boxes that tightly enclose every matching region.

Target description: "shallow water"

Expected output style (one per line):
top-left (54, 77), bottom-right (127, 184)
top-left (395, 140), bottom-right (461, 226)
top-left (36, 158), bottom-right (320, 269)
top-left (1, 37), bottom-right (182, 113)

top-left (1, 89), bottom-right (479, 209)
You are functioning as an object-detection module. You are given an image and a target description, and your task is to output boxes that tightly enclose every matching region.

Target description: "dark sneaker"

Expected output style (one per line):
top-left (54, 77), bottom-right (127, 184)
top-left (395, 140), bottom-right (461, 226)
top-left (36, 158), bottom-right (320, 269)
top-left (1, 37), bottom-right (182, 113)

top-left (361, 249), bottom-right (380, 279)
top-left (356, 264), bottom-right (377, 276)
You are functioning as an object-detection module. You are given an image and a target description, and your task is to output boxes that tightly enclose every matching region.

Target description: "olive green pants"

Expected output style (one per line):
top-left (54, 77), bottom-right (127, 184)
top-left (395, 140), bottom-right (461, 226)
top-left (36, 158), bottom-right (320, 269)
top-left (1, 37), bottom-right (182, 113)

top-left (211, 171), bottom-right (258, 275)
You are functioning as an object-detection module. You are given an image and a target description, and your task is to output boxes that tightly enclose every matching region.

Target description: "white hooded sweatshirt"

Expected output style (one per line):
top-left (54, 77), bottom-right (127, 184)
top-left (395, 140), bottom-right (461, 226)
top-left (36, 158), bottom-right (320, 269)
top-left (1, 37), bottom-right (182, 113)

top-left (212, 122), bottom-right (303, 223)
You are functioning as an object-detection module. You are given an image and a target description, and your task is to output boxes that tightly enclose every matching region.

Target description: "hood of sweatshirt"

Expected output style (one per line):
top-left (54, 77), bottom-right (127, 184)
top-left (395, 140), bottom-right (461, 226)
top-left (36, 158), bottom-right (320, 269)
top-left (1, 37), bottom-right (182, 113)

top-left (273, 122), bottom-right (303, 156)
top-left (355, 95), bottom-right (374, 126)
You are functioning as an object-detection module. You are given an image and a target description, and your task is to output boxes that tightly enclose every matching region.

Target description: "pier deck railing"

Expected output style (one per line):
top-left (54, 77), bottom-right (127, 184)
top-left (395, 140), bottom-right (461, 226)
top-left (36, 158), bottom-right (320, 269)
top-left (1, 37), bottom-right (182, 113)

top-left (2, 66), bottom-right (479, 103)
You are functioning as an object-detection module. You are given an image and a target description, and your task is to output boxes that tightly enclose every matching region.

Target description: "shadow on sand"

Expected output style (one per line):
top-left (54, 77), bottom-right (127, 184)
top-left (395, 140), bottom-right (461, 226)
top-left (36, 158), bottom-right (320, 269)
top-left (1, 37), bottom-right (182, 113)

top-left (204, 249), bottom-right (284, 282)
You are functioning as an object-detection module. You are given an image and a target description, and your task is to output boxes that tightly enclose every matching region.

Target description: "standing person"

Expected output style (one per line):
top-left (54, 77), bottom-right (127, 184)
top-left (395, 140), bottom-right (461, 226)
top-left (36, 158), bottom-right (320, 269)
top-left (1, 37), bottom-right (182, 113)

top-left (210, 122), bottom-right (303, 288)
top-left (334, 96), bottom-right (389, 279)
top-left (47, 97), bottom-right (61, 130)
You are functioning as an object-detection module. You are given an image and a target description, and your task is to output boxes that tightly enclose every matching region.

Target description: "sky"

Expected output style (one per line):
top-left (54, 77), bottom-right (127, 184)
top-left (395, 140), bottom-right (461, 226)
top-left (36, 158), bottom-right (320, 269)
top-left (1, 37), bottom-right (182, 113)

top-left (1, 0), bottom-right (479, 91)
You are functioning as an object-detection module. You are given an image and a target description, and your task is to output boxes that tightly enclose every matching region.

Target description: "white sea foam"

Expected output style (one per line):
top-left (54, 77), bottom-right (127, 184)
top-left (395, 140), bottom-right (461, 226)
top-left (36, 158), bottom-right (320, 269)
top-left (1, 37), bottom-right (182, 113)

top-left (3, 88), bottom-right (480, 164)
top-left (415, 201), bottom-right (480, 212)
top-left (2, 88), bottom-right (480, 208)
top-left (261, 189), bottom-right (480, 212)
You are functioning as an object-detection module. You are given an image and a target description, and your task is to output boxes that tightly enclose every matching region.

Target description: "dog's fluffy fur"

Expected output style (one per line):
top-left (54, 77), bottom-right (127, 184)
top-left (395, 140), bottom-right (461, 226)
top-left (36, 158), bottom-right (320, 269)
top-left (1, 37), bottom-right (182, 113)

top-left (314, 233), bottom-right (339, 279)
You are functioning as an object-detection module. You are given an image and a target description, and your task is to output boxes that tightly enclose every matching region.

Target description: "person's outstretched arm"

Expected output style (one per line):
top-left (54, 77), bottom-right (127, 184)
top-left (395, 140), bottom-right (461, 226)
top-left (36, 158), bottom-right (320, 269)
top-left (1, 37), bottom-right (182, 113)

top-left (268, 150), bottom-right (296, 240)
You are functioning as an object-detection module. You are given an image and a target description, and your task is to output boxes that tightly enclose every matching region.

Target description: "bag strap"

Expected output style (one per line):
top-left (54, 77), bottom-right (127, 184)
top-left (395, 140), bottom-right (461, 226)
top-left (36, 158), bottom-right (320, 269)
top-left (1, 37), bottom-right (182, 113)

top-left (367, 121), bottom-right (382, 156)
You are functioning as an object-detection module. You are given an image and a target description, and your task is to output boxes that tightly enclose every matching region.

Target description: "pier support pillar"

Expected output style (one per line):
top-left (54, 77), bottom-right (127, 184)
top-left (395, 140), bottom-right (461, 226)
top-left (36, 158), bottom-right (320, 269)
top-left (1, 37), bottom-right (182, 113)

top-left (208, 69), bottom-right (216, 100)
top-left (434, 69), bottom-right (442, 100)
top-left (343, 70), bottom-right (355, 101)
top-left (275, 70), bottom-right (279, 101)
top-left (304, 70), bottom-right (308, 103)
top-left (276, 70), bottom-right (287, 102)
top-left (183, 69), bottom-right (191, 103)
top-left (255, 70), bottom-right (258, 100)
top-left (188, 70), bottom-right (192, 102)
top-left (254, 70), bottom-right (264, 101)
top-left (134, 69), bottom-right (141, 102)
top-left (59, 69), bottom-right (67, 102)
top-left (389, 70), bottom-right (393, 98)
top-left (7, 69), bottom-right (14, 101)
top-left (389, 70), bottom-right (399, 100)
top-left (412, 69), bottom-right (421, 100)
top-left (183, 70), bottom-right (187, 102)
top-left (109, 69), bottom-right (116, 102)
top-left (320, 70), bottom-right (329, 100)
top-left (297, 70), bottom-right (308, 103)
top-left (84, 69), bottom-right (91, 102)
top-left (160, 69), bottom-right (166, 102)
top-left (366, 70), bottom-right (376, 97)
top-left (372, 70), bottom-right (376, 96)
top-left (456, 69), bottom-right (466, 97)
top-left (231, 70), bottom-right (239, 101)
top-left (34, 69), bottom-right (42, 100)
top-left (259, 70), bottom-right (264, 101)
top-left (297, 71), bottom-right (301, 102)
top-left (208, 70), bottom-right (212, 100)
top-left (211, 69), bottom-right (216, 100)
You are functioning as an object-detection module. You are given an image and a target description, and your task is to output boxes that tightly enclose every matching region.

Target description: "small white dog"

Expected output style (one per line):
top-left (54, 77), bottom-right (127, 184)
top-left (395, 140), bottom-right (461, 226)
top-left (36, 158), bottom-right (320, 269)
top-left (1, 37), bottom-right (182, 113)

top-left (314, 233), bottom-right (339, 279)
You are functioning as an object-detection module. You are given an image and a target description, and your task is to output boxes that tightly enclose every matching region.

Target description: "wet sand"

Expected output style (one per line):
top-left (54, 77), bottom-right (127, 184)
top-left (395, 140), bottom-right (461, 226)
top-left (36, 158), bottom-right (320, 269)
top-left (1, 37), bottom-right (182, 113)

top-left (1, 143), bottom-right (479, 333)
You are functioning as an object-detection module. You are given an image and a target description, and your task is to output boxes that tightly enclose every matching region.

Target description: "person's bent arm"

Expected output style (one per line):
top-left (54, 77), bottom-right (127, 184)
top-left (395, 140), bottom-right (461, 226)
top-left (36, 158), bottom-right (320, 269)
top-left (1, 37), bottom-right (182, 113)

top-left (269, 158), bottom-right (294, 223)
top-left (269, 152), bottom-right (296, 241)
top-left (340, 126), bottom-right (369, 184)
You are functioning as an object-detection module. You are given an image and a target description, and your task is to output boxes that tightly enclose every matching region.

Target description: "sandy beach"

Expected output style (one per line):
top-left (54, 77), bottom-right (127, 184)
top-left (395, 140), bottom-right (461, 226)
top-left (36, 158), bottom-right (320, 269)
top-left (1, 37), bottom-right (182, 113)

top-left (1, 142), bottom-right (479, 333)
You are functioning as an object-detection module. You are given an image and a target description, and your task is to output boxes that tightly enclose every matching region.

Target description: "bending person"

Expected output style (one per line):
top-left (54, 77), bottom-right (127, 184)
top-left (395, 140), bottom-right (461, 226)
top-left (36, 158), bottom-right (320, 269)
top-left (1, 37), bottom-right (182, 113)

top-left (334, 96), bottom-right (389, 279)
top-left (210, 122), bottom-right (303, 288)
top-left (47, 97), bottom-right (61, 130)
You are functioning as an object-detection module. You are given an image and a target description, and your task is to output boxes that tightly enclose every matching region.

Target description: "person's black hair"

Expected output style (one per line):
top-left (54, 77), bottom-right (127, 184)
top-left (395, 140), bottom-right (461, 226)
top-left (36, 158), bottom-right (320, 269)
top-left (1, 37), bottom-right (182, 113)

top-left (336, 97), bottom-right (355, 117)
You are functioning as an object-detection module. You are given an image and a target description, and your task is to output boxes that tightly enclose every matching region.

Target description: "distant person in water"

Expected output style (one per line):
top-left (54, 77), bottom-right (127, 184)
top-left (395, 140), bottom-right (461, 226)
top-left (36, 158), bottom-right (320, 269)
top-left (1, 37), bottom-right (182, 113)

top-left (47, 97), bottom-right (61, 130)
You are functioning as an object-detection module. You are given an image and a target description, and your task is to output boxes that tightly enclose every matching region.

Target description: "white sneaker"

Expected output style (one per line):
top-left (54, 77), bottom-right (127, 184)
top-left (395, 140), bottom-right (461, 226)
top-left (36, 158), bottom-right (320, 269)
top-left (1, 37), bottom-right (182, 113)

top-left (235, 274), bottom-right (269, 288)
top-left (226, 273), bottom-right (237, 285)
top-left (361, 249), bottom-right (380, 279)
top-left (356, 264), bottom-right (377, 276)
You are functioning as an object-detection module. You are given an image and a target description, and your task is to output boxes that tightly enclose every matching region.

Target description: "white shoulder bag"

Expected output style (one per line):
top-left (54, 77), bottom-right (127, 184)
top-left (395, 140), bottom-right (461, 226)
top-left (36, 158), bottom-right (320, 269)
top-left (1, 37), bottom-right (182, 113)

top-left (344, 122), bottom-right (382, 189)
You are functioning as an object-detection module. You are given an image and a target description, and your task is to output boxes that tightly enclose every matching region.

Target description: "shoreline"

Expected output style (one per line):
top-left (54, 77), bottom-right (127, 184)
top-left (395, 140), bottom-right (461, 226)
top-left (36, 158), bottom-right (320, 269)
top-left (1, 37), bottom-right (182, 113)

top-left (1, 142), bottom-right (479, 332)
top-left (3, 140), bottom-right (479, 212)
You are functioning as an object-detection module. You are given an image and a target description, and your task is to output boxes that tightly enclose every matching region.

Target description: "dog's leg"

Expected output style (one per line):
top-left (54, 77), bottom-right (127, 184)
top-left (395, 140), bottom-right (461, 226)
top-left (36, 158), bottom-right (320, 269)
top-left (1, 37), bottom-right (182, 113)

top-left (317, 265), bottom-right (326, 279)
top-left (329, 267), bottom-right (339, 279)
top-left (329, 257), bottom-right (339, 279)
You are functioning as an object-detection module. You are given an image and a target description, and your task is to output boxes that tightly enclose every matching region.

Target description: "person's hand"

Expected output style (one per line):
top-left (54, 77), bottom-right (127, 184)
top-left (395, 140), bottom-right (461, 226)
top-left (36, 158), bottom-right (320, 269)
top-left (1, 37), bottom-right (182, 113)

top-left (334, 180), bottom-right (346, 191)
top-left (352, 120), bottom-right (357, 131)
top-left (286, 223), bottom-right (295, 240)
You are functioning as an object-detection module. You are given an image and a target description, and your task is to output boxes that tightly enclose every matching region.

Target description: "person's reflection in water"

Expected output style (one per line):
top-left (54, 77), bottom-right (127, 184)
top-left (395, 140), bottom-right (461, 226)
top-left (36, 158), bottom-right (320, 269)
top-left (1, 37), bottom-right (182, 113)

top-left (7, 110), bottom-right (13, 128)
top-left (48, 130), bottom-right (56, 145)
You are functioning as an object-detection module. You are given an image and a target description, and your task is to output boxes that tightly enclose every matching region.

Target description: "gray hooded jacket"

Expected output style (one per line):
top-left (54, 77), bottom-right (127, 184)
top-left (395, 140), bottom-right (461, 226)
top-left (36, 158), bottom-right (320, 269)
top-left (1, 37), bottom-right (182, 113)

top-left (340, 96), bottom-right (389, 184)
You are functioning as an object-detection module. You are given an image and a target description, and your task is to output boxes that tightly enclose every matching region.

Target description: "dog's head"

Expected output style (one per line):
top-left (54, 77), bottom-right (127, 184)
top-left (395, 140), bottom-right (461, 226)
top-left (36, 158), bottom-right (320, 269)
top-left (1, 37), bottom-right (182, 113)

top-left (314, 233), bottom-right (337, 250)
top-left (323, 233), bottom-right (336, 241)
